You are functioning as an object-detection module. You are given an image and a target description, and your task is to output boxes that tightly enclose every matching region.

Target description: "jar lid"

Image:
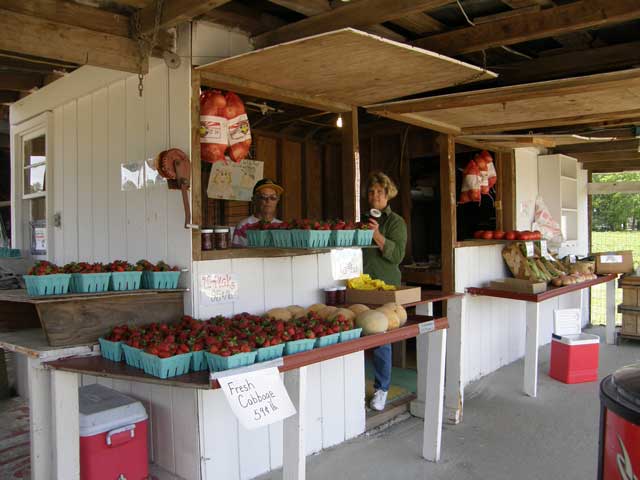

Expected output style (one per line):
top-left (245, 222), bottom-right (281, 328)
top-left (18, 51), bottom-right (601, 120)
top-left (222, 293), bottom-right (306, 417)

top-left (324, 287), bottom-right (338, 292)
top-left (201, 229), bottom-right (214, 233)
top-left (335, 286), bottom-right (347, 291)
top-left (214, 227), bottom-right (230, 233)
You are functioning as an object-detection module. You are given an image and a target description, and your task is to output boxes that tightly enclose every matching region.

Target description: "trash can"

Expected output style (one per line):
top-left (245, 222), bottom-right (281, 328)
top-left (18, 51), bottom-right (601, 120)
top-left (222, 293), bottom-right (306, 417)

top-left (598, 364), bottom-right (640, 479)
top-left (79, 384), bottom-right (149, 480)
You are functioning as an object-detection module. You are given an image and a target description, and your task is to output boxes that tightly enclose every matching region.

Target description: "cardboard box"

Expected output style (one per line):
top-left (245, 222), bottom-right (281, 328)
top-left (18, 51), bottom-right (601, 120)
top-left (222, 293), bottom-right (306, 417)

top-left (489, 278), bottom-right (547, 294)
top-left (345, 286), bottom-right (421, 305)
top-left (594, 250), bottom-right (634, 274)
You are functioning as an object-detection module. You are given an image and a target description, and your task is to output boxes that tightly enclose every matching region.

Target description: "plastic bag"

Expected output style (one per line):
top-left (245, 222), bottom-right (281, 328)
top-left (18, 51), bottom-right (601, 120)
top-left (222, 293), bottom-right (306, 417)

top-left (459, 159), bottom-right (481, 204)
top-left (532, 195), bottom-right (563, 248)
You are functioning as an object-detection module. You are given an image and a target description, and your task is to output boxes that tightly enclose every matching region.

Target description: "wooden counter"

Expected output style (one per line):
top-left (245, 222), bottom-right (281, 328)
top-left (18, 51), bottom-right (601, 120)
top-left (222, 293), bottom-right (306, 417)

top-left (200, 245), bottom-right (376, 261)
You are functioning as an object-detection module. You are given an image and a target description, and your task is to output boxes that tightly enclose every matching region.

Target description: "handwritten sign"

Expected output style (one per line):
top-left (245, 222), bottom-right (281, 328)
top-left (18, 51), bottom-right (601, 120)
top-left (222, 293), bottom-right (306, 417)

top-left (539, 240), bottom-right (551, 259)
top-left (207, 159), bottom-right (264, 201)
top-left (201, 273), bottom-right (239, 304)
top-left (525, 242), bottom-right (534, 258)
top-left (218, 367), bottom-right (296, 430)
top-left (331, 248), bottom-right (363, 280)
top-left (418, 320), bottom-right (435, 335)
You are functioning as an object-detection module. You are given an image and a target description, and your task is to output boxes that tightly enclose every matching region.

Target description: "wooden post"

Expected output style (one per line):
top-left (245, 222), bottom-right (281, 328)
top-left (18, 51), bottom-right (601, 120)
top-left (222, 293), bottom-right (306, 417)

top-left (496, 150), bottom-right (516, 232)
top-left (443, 295), bottom-right (465, 424)
top-left (191, 69), bottom-right (202, 261)
top-left (341, 107), bottom-right (360, 222)
top-left (283, 366), bottom-right (307, 480)
top-left (423, 328), bottom-right (446, 462)
top-left (410, 302), bottom-right (433, 418)
top-left (524, 301), bottom-right (540, 397)
top-left (606, 279), bottom-right (616, 345)
top-left (51, 369), bottom-right (80, 479)
top-left (440, 134), bottom-right (456, 292)
top-left (27, 356), bottom-right (53, 479)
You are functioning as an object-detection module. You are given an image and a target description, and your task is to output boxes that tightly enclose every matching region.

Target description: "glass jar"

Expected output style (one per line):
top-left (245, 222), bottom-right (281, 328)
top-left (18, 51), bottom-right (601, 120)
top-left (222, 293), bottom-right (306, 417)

top-left (214, 227), bottom-right (230, 250)
top-left (335, 286), bottom-right (347, 305)
top-left (324, 287), bottom-right (338, 306)
top-left (201, 229), bottom-right (214, 251)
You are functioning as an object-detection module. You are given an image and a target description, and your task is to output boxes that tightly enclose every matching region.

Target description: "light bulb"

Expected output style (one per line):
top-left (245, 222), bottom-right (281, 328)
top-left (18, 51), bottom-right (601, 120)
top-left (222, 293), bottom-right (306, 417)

top-left (336, 114), bottom-right (343, 128)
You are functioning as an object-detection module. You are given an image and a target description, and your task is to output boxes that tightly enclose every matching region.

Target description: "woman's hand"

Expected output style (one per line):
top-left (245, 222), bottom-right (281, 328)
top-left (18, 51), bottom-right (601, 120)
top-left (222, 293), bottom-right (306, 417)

top-left (368, 218), bottom-right (386, 250)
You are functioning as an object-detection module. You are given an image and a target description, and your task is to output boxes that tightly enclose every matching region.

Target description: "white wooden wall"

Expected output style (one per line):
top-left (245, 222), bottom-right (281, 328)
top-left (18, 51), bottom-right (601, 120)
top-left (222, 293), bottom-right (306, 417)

top-left (193, 253), bottom-right (366, 480)
top-left (455, 245), bottom-right (584, 386)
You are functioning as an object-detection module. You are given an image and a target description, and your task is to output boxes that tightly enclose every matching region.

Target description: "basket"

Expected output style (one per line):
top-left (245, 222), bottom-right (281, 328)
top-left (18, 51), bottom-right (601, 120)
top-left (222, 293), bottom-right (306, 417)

top-left (256, 343), bottom-right (285, 362)
top-left (247, 230), bottom-right (272, 247)
top-left (205, 351), bottom-right (257, 372)
top-left (284, 338), bottom-right (316, 355)
top-left (339, 328), bottom-right (363, 343)
top-left (109, 271), bottom-right (142, 291)
top-left (0, 247), bottom-right (21, 258)
top-left (290, 230), bottom-right (331, 249)
top-left (70, 272), bottom-right (111, 293)
top-left (191, 350), bottom-right (207, 372)
top-left (330, 230), bottom-right (356, 247)
top-left (122, 344), bottom-right (144, 369)
top-left (270, 230), bottom-right (293, 248)
top-left (141, 271), bottom-right (180, 289)
top-left (315, 333), bottom-right (340, 348)
top-left (23, 274), bottom-right (71, 296)
top-left (140, 351), bottom-right (192, 379)
top-left (98, 338), bottom-right (123, 362)
top-left (354, 230), bottom-right (374, 246)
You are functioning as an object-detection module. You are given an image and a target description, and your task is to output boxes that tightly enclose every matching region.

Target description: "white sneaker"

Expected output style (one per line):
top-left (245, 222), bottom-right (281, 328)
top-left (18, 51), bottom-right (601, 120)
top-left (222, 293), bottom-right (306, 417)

top-left (370, 389), bottom-right (388, 411)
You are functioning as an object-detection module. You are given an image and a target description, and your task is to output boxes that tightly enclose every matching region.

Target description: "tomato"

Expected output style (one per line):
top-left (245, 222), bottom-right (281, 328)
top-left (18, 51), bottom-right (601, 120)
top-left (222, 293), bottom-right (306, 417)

top-left (493, 230), bottom-right (505, 240)
top-left (533, 230), bottom-right (542, 240)
top-left (505, 231), bottom-right (517, 240)
top-left (473, 230), bottom-right (485, 239)
top-left (517, 231), bottom-right (531, 240)
top-left (481, 231), bottom-right (494, 240)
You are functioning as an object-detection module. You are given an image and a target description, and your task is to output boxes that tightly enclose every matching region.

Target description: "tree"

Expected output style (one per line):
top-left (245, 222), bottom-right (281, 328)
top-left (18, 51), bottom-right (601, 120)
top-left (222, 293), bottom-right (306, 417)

top-left (592, 172), bottom-right (640, 231)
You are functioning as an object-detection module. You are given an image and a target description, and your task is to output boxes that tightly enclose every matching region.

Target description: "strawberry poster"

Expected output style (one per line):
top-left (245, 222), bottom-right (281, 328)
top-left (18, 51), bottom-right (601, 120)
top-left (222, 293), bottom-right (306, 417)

top-left (207, 159), bottom-right (263, 201)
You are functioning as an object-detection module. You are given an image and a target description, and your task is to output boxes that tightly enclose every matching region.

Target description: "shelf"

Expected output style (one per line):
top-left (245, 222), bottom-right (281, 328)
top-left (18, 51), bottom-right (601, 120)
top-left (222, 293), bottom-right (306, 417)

top-left (561, 208), bottom-right (577, 212)
top-left (199, 246), bottom-right (376, 261)
top-left (560, 175), bottom-right (577, 182)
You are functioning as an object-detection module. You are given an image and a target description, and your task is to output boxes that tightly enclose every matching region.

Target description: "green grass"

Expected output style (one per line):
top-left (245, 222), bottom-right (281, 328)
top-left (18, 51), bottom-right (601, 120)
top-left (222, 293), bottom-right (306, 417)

top-left (590, 231), bottom-right (640, 325)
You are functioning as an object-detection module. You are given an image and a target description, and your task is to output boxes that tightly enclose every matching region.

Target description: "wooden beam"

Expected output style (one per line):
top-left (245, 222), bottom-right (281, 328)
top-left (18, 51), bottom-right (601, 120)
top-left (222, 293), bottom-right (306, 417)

top-left (0, 91), bottom-right (20, 104)
top-left (586, 161), bottom-right (640, 172)
top-left (473, 5), bottom-right (541, 24)
top-left (574, 152), bottom-right (640, 163)
top-left (414, 0), bottom-right (640, 55)
top-left (556, 139), bottom-right (640, 155)
top-left (0, 9), bottom-right (146, 74)
top-left (0, 72), bottom-right (43, 91)
top-left (199, 70), bottom-right (350, 113)
top-left (253, 0), bottom-right (452, 48)
top-left (367, 69), bottom-right (640, 114)
top-left (497, 151), bottom-right (516, 231)
top-left (138, 0), bottom-right (231, 34)
top-left (204, 4), bottom-right (286, 35)
top-left (588, 181), bottom-right (640, 194)
top-left (2, 0), bottom-right (130, 37)
top-left (494, 41), bottom-right (640, 85)
top-left (439, 134), bottom-right (456, 292)
top-left (368, 110), bottom-right (461, 135)
top-left (341, 107), bottom-right (359, 222)
top-left (391, 12), bottom-right (445, 35)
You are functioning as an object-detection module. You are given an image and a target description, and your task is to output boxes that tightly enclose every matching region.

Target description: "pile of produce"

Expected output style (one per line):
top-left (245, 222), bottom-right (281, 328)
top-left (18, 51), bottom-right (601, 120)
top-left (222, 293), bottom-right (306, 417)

top-left (473, 230), bottom-right (542, 241)
top-left (502, 241), bottom-right (597, 286)
top-left (347, 274), bottom-right (396, 291)
top-left (100, 301), bottom-right (408, 377)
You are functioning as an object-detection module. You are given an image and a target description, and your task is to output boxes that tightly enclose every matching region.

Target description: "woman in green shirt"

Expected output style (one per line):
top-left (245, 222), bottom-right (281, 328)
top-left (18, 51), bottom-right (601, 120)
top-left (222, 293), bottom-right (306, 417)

top-left (362, 172), bottom-right (407, 411)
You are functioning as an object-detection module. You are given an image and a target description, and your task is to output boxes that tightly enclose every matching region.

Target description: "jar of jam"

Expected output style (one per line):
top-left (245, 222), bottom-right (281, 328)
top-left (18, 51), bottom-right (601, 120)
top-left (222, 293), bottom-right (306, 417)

top-left (324, 287), bottom-right (338, 306)
top-left (201, 229), bottom-right (214, 251)
top-left (214, 227), bottom-right (230, 250)
top-left (335, 286), bottom-right (347, 305)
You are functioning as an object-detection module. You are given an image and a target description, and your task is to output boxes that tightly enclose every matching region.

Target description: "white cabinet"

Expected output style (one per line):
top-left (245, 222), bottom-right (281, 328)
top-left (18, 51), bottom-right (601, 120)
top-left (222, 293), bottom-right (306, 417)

top-left (537, 154), bottom-right (579, 254)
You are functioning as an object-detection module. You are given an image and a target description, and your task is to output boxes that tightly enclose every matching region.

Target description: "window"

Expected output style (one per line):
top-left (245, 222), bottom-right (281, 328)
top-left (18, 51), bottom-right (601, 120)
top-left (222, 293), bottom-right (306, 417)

top-left (22, 134), bottom-right (46, 198)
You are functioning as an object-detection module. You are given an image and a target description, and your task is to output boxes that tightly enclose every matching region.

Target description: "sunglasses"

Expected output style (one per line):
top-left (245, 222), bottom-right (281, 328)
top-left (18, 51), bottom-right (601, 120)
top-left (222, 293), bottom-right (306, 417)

top-left (257, 195), bottom-right (279, 202)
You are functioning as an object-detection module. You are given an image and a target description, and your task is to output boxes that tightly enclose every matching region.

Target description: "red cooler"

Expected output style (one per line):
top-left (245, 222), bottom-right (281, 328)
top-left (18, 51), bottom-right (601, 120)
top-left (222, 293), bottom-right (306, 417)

top-left (599, 364), bottom-right (640, 479)
top-left (79, 384), bottom-right (149, 480)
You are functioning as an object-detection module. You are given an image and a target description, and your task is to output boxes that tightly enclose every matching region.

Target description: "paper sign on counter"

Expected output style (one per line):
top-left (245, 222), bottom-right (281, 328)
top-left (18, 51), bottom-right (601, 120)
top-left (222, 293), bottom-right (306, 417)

top-left (418, 320), bottom-right (435, 334)
top-left (331, 248), bottom-right (363, 280)
top-left (525, 242), bottom-right (534, 257)
top-left (218, 367), bottom-right (296, 430)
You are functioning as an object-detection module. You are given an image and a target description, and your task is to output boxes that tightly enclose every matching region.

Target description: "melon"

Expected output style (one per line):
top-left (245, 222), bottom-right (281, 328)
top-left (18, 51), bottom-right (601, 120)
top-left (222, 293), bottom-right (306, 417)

top-left (376, 306), bottom-right (400, 330)
top-left (382, 303), bottom-right (408, 326)
top-left (348, 304), bottom-right (370, 315)
top-left (329, 308), bottom-right (355, 322)
top-left (307, 303), bottom-right (326, 313)
top-left (318, 306), bottom-right (338, 320)
top-left (355, 310), bottom-right (388, 335)
top-left (286, 305), bottom-right (306, 318)
top-left (265, 308), bottom-right (292, 321)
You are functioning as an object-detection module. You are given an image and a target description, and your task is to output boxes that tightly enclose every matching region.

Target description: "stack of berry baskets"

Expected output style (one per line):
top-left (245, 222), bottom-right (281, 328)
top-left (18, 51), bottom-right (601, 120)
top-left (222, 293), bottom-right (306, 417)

top-left (289, 219), bottom-right (331, 248)
top-left (64, 262), bottom-right (111, 293)
top-left (269, 222), bottom-right (292, 248)
top-left (329, 220), bottom-right (356, 247)
top-left (107, 260), bottom-right (143, 291)
top-left (354, 222), bottom-right (375, 246)
top-left (23, 261), bottom-right (71, 296)
top-left (137, 260), bottom-right (181, 289)
top-left (245, 221), bottom-right (274, 247)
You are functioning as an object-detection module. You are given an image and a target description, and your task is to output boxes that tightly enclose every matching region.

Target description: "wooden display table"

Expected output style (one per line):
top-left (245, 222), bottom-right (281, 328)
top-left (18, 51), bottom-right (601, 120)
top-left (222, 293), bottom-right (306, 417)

top-left (467, 273), bottom-right (617, 398)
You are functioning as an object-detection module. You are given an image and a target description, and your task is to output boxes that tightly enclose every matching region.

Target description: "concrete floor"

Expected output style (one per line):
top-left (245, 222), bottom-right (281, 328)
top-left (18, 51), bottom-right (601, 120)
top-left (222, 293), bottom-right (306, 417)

top-left (260, 327), bottom-right (640, 480)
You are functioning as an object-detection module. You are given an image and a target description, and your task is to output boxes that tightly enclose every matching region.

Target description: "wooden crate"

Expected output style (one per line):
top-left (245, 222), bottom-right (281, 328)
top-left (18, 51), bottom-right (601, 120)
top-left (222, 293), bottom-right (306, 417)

top-left (622, 312), bottom-right (640, 337)
top-left (622, 288), bottom-right (640, 307)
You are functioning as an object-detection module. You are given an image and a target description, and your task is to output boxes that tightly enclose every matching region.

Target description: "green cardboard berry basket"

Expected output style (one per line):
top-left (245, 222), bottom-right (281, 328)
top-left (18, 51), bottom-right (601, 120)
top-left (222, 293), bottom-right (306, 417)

top-left (247, 230), bottom-right (272, 247)
top-left (122, 344), bottom-right (144, 369)
top-left (291, 230), bottom-right (331, 248)
top-left (23, 274), bottom-right (71, 296)
top-left (70, 272), bottom-right (111, 293)
top-left (191, 350), bottom-right (207, 372)
top-left (140, 351), bottom-right (192, 379)
top-left (98, 338), bottom-right (123, 362)
top-left (354, 229), bottom-right (374, 246)
top-left (330, 230), bottom-right (356, 247)
top-left (270, 230), bottom-right (293, 248)
top-left (339, 328), bottom-right (363, 343)
top-left (141, 271), bottom-right (181, 289)
top-left (314, 333), bottom-right (341, 348)
top-left (109, 271), bottom-right (142, 291)
top-left (256, 343), bottom-right (285, 362)
top-left (284, 338), bottom-right (316, 355)
top-left (205, 351), bottom-right (257, 372)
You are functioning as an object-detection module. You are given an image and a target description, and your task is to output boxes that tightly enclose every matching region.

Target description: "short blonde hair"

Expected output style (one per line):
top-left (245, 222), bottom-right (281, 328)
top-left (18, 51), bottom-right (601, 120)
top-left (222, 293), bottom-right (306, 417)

top-left (366, 172), bottom-right (398, 200)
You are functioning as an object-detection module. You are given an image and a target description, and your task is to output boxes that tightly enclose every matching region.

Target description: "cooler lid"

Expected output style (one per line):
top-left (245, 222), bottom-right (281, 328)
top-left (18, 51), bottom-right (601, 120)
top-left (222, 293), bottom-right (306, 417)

top-left (79, 384), bottom-right (148, 437)
top-left (611, 364), bottom-right (640, 408)
top-left (553, 308), bottom-right (581, 336)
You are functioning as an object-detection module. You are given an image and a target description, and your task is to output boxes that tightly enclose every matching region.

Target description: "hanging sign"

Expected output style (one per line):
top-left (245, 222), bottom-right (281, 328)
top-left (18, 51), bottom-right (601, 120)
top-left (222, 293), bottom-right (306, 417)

top-left (331, 248), bottom-right (363, 280)
top-left (200, 273), bottom-right (239, 304)
top-left (207, 159), bottom-right (264, 201)
top-left (218, 367), bottom-right (296, 430)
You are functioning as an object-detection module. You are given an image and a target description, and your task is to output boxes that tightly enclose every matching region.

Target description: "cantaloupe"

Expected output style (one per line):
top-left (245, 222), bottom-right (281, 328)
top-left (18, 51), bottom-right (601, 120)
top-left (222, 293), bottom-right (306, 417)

top-left (307, 303), bottom-right (326, 313)
top-left (265, 308), bottom-right (292, 321)
top-left (329, 308), bottom-right (355, 322)
top-left (348, 304), bottom-right (369, 315)
top-left (286, 305), bottom-right (306, 319)
top-left (382, 303), bottom-right (407, 326)
top-left (376, 306), bottom-right (400, 330)
top-left (318, 306), bottom-right (337, 320)
top-left (355, 310), bottom-right (388, 335)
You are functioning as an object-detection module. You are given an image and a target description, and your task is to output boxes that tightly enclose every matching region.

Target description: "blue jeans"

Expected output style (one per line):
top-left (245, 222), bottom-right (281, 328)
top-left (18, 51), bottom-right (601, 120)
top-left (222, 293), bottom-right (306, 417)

top-left (373, 344), bottom-right (392, 392)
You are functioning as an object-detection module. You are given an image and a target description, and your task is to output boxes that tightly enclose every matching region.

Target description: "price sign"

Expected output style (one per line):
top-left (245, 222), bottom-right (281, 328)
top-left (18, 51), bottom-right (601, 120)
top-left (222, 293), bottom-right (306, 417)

top-left (418, 320), bottom-right (435, 334)
top-left (201, 273), bottom-right (239, 304)
top-left (218, 367), bottom-right (296, 430)
top-left (569, 255), bottom-right (577, 264)
top-left (331, 248), bottom-right (363, 280)
top-left (525, 242), bottom-right (534, 258)
top-left (540, 240), bottom-right (550, 259)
